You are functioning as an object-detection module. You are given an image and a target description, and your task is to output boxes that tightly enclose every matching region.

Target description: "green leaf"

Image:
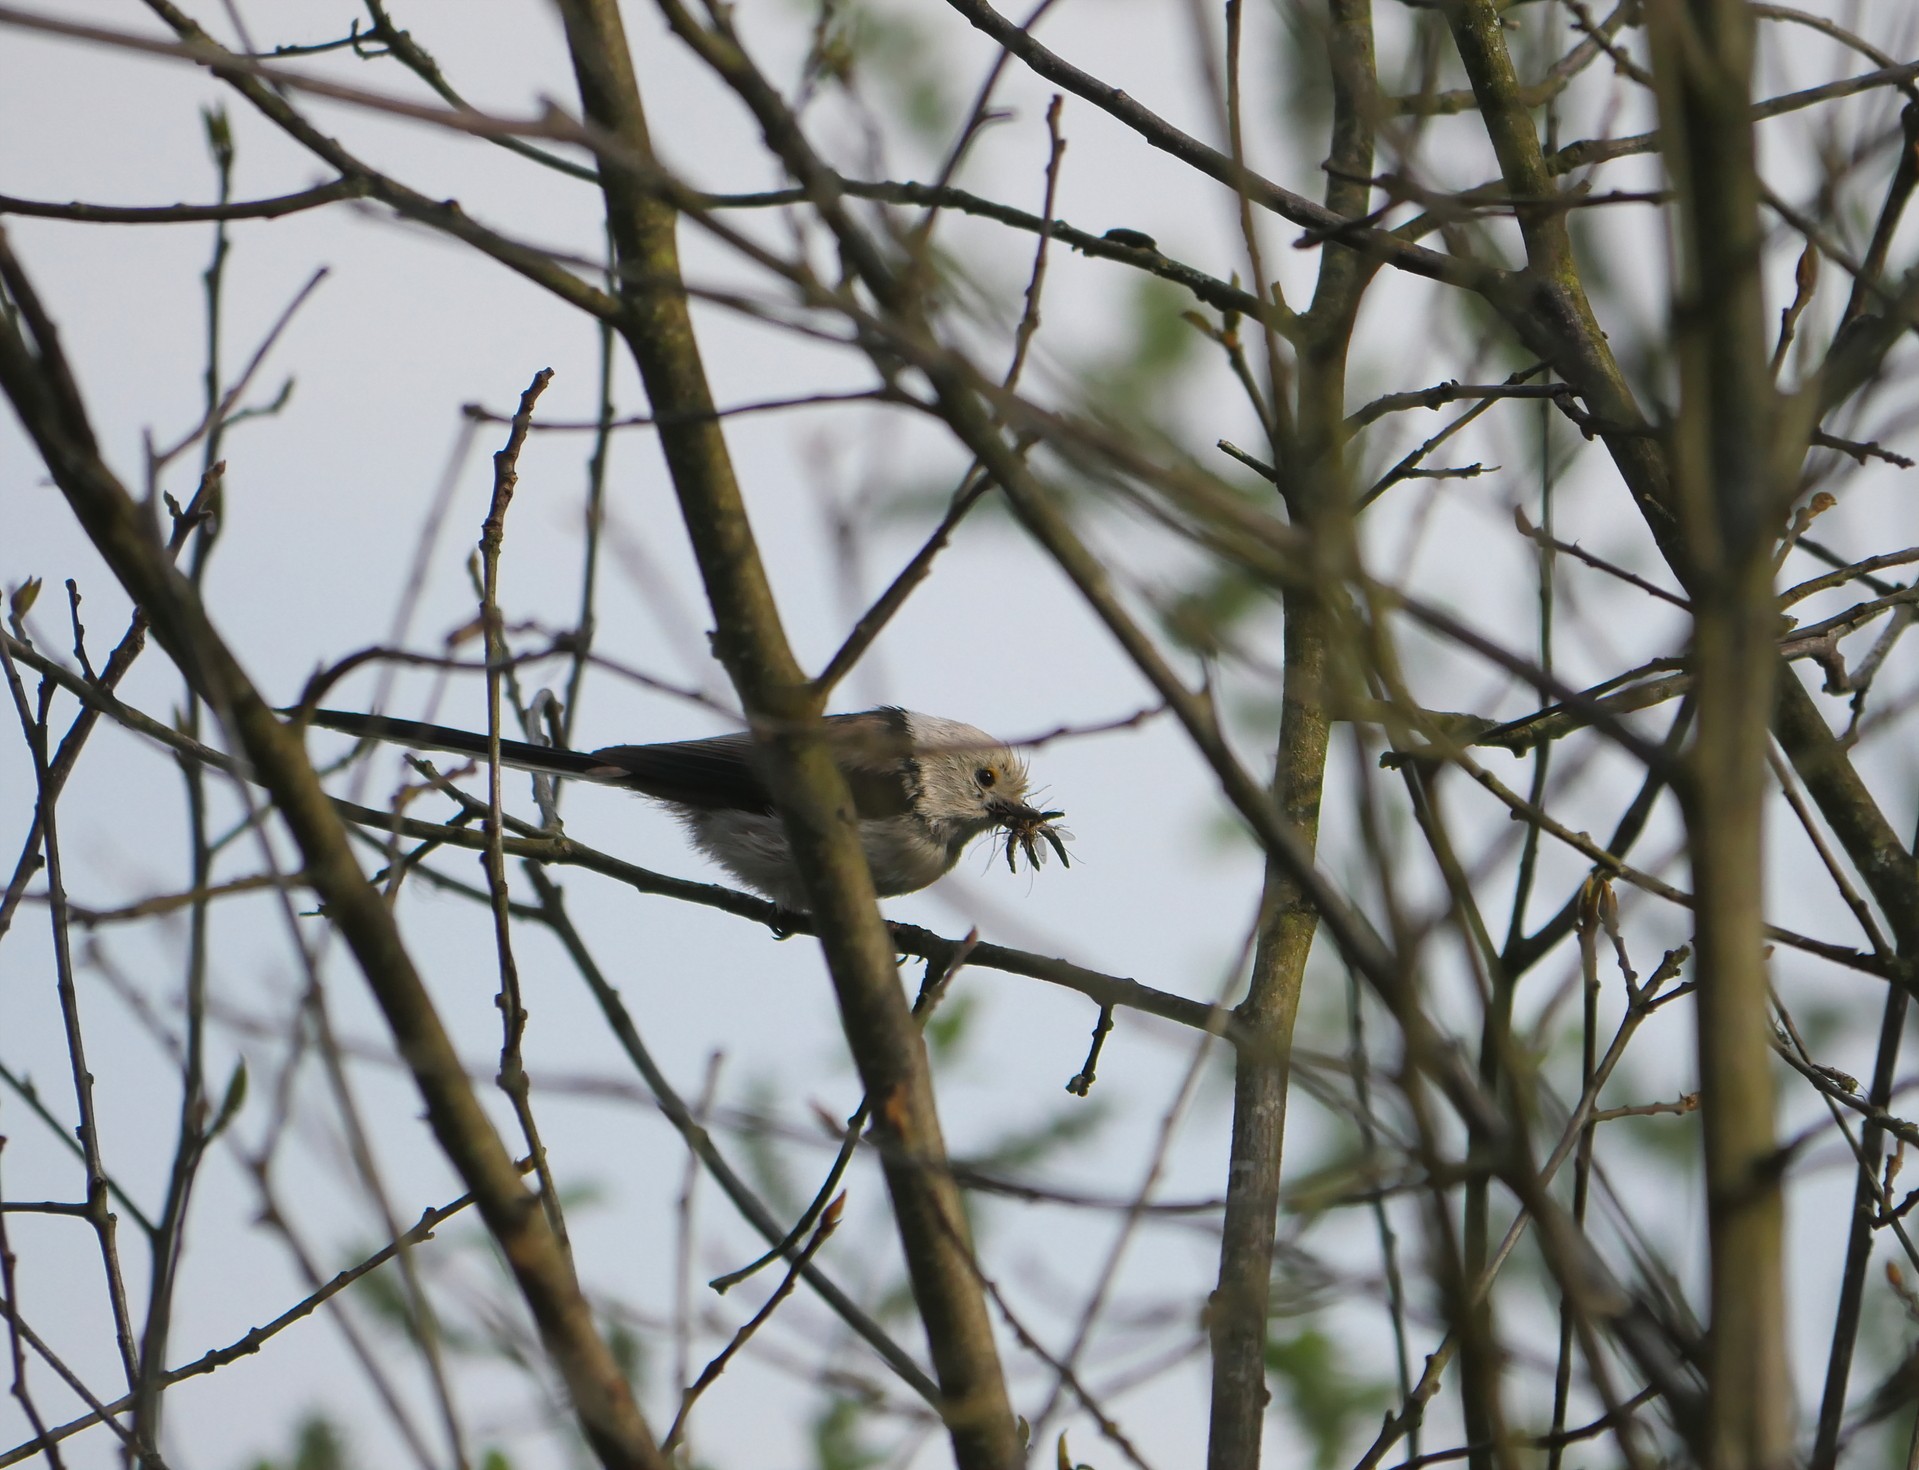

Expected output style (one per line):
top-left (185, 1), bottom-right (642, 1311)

top-left (812, 1397), bottom-right (882, 1470)
top-left (246, 1410), bottom-right (348, 1470)
top-left (1160, 563), bottom-right (1270, 656)
top-left (1264, 1327), bottom-right (1389, 1470)
top-left (966, 1098), bottom-right (1106, 1175)
top-left (7, 577), bottom-right (40, 623)
top-left (208, 1058), bottom-right (248, 1141)
top-left (607, 1317), bottom-right (646, 1391)
top-left (1082, 278), bottom-right (1203, 423)
top-left (923, 990), bottom-right (980, 1059)
top-left (736, 1076), bottom-right (801, 1218)
top-left (201, 104), bottom-right (234, 168)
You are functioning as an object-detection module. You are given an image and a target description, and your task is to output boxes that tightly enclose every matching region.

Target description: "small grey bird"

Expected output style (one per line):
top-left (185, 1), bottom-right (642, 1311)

top-left (303, 706), bottom-right (1067, 910)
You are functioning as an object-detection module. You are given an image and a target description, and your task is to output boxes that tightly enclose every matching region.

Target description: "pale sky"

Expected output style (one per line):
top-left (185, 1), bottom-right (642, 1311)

top-left (4, 3), bottom-right (1917, 1468)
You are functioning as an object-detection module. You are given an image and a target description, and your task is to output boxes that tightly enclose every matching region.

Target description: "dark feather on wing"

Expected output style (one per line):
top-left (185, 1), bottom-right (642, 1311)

top-left (592, 709), bottom-right (918, 817)
top-left (307, 706), bottom-right (920, 818)
top-left (588, 733), bottom-right (773, 811)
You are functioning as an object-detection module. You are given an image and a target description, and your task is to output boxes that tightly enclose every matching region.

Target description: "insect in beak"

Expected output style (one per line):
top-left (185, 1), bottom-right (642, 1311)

top-left (996, 802), bottom-right (1072, 874)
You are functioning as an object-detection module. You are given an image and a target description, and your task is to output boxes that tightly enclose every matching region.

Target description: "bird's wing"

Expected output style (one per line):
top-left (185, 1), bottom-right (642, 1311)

top-left (305, 706), bottom-right (920, 816)
top-left (820, 708), bottom-right (918, 818)
top-left (589, 730), bottom-right (772, 810)
top-left (594, 709), bottom-right (918, 816)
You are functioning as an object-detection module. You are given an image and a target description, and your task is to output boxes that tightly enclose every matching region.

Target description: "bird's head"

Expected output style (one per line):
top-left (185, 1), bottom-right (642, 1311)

top-left (906, 714), bottom-right (1031, 832)
top-left (903, 714), bottom-right (1068, 872)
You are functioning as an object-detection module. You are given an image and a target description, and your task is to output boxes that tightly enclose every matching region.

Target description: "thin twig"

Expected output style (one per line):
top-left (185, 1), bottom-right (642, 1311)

top-left (663, 1195), bottom-right (846, 1451)
top-left (477, 368), bottom-right (566, 1247)
top-left (0, 1178), bottom-right (514, 1469)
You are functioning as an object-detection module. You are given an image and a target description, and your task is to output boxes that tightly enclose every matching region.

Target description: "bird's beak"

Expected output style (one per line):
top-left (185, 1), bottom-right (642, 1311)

top-left (989, 797), bottom-right (1046, 824)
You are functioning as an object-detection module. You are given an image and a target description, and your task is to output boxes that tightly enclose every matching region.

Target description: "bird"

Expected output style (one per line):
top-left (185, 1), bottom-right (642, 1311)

top-left (300, 705), bottom-right (1068, 911)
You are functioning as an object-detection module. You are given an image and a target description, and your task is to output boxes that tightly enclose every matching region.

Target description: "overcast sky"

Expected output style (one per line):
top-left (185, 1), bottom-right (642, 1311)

top-left (6, 3), bottom-right (1919, 1468)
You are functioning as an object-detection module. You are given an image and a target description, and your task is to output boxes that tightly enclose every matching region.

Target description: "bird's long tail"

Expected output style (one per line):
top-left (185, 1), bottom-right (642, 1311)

top-left (300, 709), bottom-right (628, 784)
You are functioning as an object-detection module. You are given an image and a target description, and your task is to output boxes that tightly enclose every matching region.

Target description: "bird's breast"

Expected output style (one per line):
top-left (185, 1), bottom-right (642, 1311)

top-left (859, 814), bottom-right (966, 896)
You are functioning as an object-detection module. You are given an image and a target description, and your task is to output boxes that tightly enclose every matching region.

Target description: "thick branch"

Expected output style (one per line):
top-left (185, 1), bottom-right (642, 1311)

top-left (0, 233), bottom-right (668, 1470)
top-left (552, 4), bottom-right (1020, 1464)
top-left (1646, 2), bottom-right (1791, 1465)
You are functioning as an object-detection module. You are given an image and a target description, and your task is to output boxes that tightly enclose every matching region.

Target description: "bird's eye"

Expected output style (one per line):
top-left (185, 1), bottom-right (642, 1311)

top-left (976, 767), bottom-right (996, 788)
